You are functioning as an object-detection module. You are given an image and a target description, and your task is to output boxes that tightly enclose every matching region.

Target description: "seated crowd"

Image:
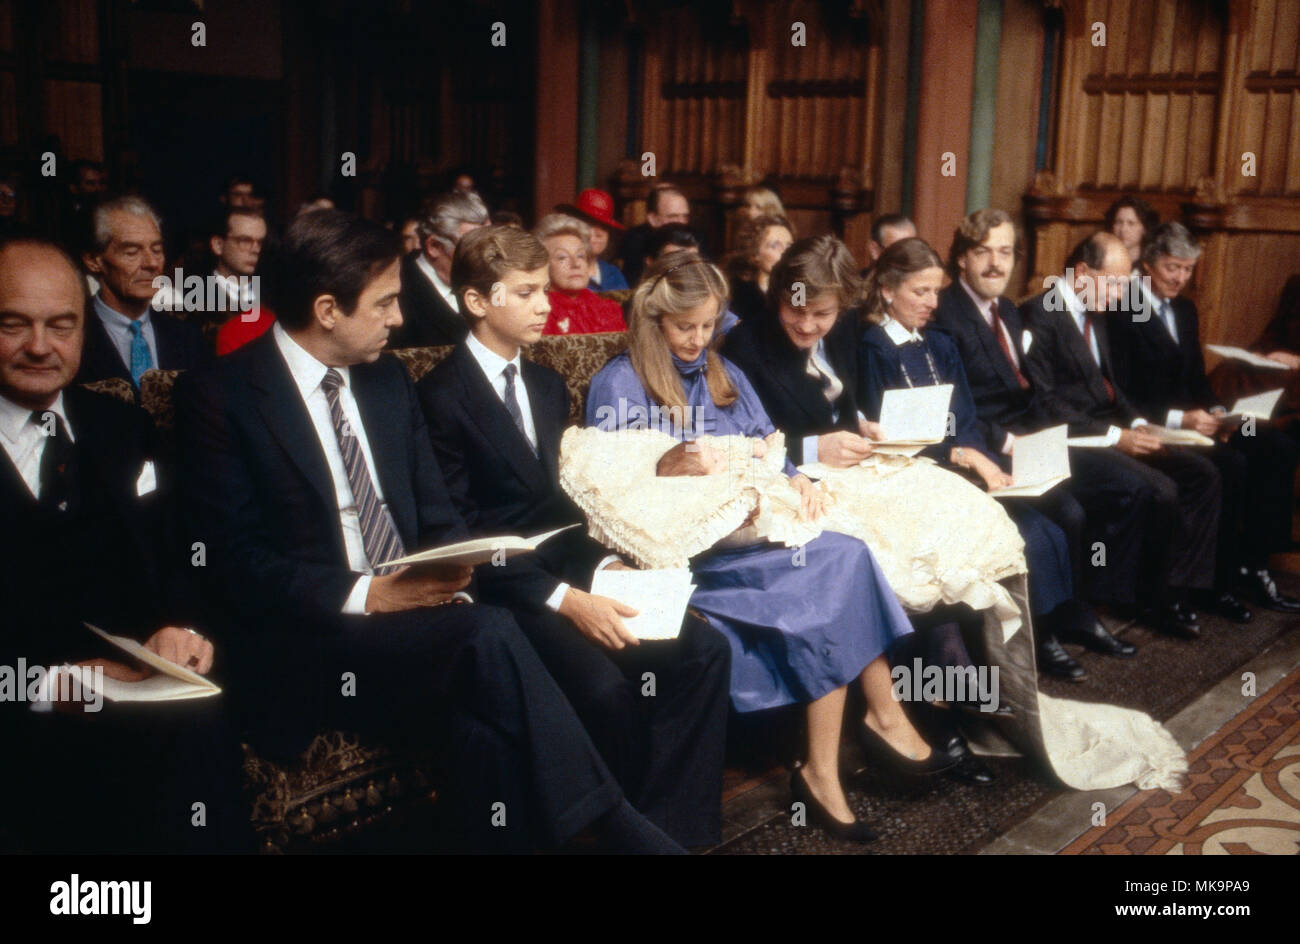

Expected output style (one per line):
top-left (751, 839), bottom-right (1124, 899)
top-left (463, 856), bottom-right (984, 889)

top-left (3, 171), bottom-right (1299, 855)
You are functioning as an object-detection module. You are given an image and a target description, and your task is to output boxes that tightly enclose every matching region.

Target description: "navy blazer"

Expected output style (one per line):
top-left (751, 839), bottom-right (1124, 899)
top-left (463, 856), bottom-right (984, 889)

top-left (721, 300), bottom-right (862, 465)
top-left (417, 341), bottom-right (607, 613)
top-left (1108, 292), bottom-right (1218, 421)
top-left (859, 323), bottom-right (992, 462)
top-left (174, 331), bottom-right (469, 632)
top-left (76, 304), bottom-right (212, 390)
top-left (931, 282), bottom-right (1051, 452)
top-left (390, 250), bottom-right (469, 349)
top-left (1018, 289), bottom-right (1143, 436)
top-left (0, 386), bottom-right (185, 668)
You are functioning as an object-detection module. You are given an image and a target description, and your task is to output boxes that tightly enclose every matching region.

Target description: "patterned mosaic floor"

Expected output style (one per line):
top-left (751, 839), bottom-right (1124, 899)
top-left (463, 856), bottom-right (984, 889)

top-left (1061, 665), bottom-right (1300, 855)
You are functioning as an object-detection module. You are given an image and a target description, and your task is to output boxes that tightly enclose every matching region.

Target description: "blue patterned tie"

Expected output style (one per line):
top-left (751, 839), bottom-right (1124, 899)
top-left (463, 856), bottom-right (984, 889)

top-left (128, 320), bottom-right (153, 386)
top-left (502, 363), bottom-right (537, 456)
top-left (320, 369), bottom-right (406, 574)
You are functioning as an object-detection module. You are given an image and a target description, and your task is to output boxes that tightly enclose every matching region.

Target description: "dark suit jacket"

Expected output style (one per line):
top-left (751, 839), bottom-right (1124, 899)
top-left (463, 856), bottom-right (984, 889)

top-left (76, 303), bottom-right (212, 389)
top-left (1018, 290), bottom-right (1144, 436)
top-left (859, 324), bottom-right (991, 462)
top-left (175, 331), bottom-right (470, 633)
top-left (0, 386), bottom-right (186, 669)
top-left (418, 342), bottom-right (606, 613)
top-left (721, 304), bottom-right (862, 465)
top-left (931, 282), bottom-right (1052, 451)
top-left (390, 250), bottom-right (468, 348)
top-left (1108, 293), bottom-right (1218, 421)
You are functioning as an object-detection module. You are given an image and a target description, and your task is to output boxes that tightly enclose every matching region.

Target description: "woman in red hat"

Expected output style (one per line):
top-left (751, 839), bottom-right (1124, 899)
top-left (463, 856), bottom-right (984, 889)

top-left (557, 188), bottom-right (629, 291)
top-left (535, 213), bottom-right (628, 335)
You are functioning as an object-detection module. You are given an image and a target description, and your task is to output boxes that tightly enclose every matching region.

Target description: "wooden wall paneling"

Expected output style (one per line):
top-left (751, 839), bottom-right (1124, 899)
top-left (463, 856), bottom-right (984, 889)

top-left (1288, 89), bottom-right (1300, 194)
top-left (43, 79), bottom-right (102, 160)
top-left (1163, 90), bottom-right (1189, 190)
top-left (1053, 1), bottom-right (1089, 189)
top-left (1261, 89), bottom-right (1290, 194)
top-left (0, 0), bottom-right (13, 52)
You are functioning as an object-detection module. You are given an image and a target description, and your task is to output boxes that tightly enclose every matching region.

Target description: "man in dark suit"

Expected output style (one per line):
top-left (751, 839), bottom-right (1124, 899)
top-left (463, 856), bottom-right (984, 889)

top-left (76, 195), bottom-right (211, 392)
top-left (933, 211), bottom-right (1210, 643)
top-left (175, 210), bottom-right (681, 853)
top-left (417, 225), bottom-right (731, 848)
top-left (1110, 222), bottom-right (1300, 613)
top-left (0, 237), bottom-right (247, 853)
top-left (1018, 231), bottom-right (1228, 635)
top-left (619, 184), bottom-right (691, 286)
top-left (389, 189), bottom-right (489, 348)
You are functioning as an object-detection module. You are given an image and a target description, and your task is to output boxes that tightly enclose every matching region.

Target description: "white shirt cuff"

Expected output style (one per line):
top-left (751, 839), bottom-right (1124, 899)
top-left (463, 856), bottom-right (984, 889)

top-left (1165, 409), bottom-right (1184, 429)
top-left (594, 555), bottom-right (622, 574)
top-left (545, 582), bottom-right (570, 612)
top-left (1001, 432), bottom-right (1014, 456)
top-left (802, 434), bottom-right (820, 464)
top-left (452, 591), bottom-right (474, 605)
top-left (1103, 426), bottom-right (1123, 446)
top-left (345, 575), bottom-right (372, 615)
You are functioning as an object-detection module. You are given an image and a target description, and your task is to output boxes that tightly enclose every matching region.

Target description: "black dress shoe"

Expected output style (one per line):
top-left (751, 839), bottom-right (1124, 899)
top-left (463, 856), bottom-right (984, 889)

top-left (1170, 600), bottom-right (1199, 624)
top-left (946, 755), bottom-right (996, 786)
top-left (1058, 620), bottom-right (1137, 657)
top-left (789, 767), bottom-right (878, 843)
top-left (858, 719), bottom-right (959, 776)
top-left (1146, 604), bottom-right (1201, 639)
top-left (1038, 635), bottom-right (1087, 681)
top-left (1206, 590), bottom-right (1253, 624)
top-left (1238, 567), bottom-right (1300, 614)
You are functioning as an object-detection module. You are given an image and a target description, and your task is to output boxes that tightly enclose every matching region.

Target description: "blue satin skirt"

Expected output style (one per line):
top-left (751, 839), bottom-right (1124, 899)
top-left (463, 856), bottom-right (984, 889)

top-left (688, 531), bottom-right (914, 713)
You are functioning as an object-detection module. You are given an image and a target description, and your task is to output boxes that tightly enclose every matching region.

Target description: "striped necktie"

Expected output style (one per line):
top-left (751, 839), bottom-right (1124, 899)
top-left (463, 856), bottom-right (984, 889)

top-left (320, 368), bottom-right (406, 574)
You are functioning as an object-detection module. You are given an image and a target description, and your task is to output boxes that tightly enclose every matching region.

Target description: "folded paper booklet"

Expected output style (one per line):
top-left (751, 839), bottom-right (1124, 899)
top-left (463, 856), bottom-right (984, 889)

top-left (82, 623), bottom-right (221, 702)
top-left (874, 383), bottom-right (953, 445)
top-left (1149, 426), bottom-right (1215, 446)
top-left (589, 567), bottom-right (695, 641)
top-left (382, 523), bottom-right (581, 568)
top-left (1223, 388), bottom-right (1284, 422)
top-left (1206, 345), bottom-right (1291, 371)
top-left (993, 424), bottom-right (1071, 499)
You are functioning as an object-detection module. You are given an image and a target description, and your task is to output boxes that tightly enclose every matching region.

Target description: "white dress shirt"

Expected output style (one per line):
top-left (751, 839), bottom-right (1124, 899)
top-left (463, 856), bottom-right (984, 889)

top-left (272, 323), bottom-right (395, 614)
top-left (1057, 280), bottom-right (1142, 443)
top-left (93, 294), bottom-right (159, 372)
top-left (0, 391), bottom-right (73, 499)
top-left (416, 253), bottom-right (460, 313)
top-left (1138, 281), bottom-right (1211, 429)
top-left (463, 331), bottom-right (614, 610)
top-left (880, 314), bottom-right (923, 346)
top-left (465, 331), bottom-right (539, 449)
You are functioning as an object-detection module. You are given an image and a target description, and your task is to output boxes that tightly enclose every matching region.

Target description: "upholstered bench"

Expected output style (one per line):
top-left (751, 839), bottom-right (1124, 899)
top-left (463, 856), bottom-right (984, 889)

top-left (83, 330), bottom-right (628, 852)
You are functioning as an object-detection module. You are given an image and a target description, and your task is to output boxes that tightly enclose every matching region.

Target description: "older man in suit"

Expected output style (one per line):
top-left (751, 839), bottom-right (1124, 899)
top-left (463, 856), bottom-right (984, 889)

top-left (76, 195), bottom-right (211, 392)
top-left (175, 209), bottom-right (681, 853)
top-left (389, 189), bottom-right (490, 348)
top-left (1110, 222), bottom-right (1300, 614)
top-left (930, 210), bottom-right (1201, 647)
top-left (1018, 231), bottom-right (1227, 636)
top-left (0, 236), bottom-right (246, 853)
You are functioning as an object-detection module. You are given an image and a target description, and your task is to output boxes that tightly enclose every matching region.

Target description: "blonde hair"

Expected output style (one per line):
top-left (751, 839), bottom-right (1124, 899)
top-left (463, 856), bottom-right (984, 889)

top-left (742, 186), bottom-right (786, 218)
top-left (626, 251), bottom-right (737, 411)
top-left (534, 213), bottom-right (591, 245)
top-left (451, 224), bottom-right (551, 315)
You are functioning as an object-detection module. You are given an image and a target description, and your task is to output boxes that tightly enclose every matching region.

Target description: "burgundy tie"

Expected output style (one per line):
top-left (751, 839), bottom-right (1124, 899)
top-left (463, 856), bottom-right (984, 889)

top-left (992, 307), bottom-right (1030, 390)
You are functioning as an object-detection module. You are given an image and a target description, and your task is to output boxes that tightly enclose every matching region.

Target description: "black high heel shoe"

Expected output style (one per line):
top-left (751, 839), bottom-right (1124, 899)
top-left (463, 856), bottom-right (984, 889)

top-left (789, 767), bottom-right (878, 843)
top-left (859, 718), bottom-right (959, 777)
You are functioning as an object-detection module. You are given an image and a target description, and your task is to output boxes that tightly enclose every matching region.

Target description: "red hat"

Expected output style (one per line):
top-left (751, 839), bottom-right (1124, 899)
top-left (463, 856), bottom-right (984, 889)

top-left (556, 188), bottom-right (624, 231)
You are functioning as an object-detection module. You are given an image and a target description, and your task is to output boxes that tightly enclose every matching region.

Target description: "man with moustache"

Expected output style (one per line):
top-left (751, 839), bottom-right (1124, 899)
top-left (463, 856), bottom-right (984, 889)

top-left (932, 211), bottom-right (1199, 659)
top-left (0, 236), bottom-right (247, 853)
top-left (76, 195), bottom-right (211, 392)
